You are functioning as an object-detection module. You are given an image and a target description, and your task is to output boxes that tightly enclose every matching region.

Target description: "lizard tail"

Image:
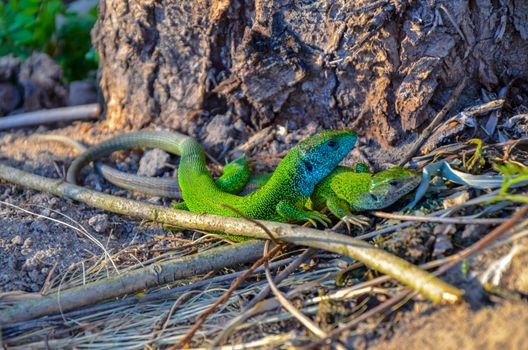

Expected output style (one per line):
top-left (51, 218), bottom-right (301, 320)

top-left (38, 131), bottom-right (187, 198)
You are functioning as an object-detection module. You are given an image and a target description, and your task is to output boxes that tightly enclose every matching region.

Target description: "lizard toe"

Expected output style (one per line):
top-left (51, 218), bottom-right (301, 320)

top-left (342, 215), bottom-right (370, 229)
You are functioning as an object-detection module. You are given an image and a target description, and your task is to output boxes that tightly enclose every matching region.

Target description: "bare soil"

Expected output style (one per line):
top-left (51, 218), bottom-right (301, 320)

top-left (370, 301), bottom-right (528, 350)
top-left (0, 123), bottom-right (168, 293)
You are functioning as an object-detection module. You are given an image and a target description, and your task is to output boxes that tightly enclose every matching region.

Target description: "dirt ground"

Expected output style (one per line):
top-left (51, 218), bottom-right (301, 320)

top-left (0, 123), bottom-right (194, 293)
top-left (368, 300), bottom-right (528, 350)
top-left (1, 122), bottom-right (527, 349)
top-left (366, 243), bottom-right (528, 350)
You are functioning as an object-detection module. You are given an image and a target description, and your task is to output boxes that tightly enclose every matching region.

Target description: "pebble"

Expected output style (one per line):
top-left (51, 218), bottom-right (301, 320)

top-left (11, 235), bottom-right (23, 245)
top-left (29, 221), bottom-right (48, 233)
top-left (88, 214), bottom-right (110, 233)
top-left (138, 149), bottom-right (170, 177)
top-left (22, 237), bottom-right (33, 250)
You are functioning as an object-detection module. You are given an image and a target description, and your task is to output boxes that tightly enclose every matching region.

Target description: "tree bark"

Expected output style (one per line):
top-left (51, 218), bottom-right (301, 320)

top-left (92, 0), bottom-right (528, 147)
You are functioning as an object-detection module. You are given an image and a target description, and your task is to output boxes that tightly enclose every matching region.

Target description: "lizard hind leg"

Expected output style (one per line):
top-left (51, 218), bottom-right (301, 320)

top-left (215, 157), bottom-right (252, 194)
top-left (326, 198), bottom-right (369, 231)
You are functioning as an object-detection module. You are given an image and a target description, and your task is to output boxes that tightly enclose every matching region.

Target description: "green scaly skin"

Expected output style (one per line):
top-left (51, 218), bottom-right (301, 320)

top-left (65, 130), bottom-right (358, 226)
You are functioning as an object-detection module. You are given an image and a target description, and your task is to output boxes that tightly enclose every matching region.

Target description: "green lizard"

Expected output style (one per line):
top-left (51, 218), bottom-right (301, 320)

top-left (63, 130), bottom-right (358, 225)
top-left (239, 164), bottom-right (420, 228)
top-left (38, 132), bottom-right (419, 229)
top-left (307, 165), bottom-right (420, 227)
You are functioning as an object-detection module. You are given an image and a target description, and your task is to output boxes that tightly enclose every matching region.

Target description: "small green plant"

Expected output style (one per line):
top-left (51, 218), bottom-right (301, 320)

top-left (56, 6), bottom-right (98, 81)
top-left (463, 138), bottom-right (486, 174)
top-left (0, 0), bottom-right (61, 57)
top-left (492, 162), bottom-right (528, 204)
top-left (0, 0), bottom-right (98, 81)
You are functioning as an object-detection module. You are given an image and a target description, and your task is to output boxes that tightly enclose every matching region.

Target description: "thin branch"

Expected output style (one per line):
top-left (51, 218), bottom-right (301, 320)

top-left (171, 244), bottom-right (283, 349)
top-left (434, 205), bottom-right (528, 275)
top-left (0, 104), bottom-right (100, 130)
top-left (0, 240), bottom-right (266, 325)
top-left (5, 256), bottom-right (295, 333)
top-left (439, 4), bottom-right (468, 45)
top-left (262, 240), bottom-right (343, 347)
top-left (39, 262), bottom-right (58, 295)
top-left (372, 211), bottom-right (507, 225)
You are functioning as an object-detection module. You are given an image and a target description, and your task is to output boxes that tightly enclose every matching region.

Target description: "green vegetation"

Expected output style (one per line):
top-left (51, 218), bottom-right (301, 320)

top-left (0, 0), bottom-right (98, 81)
top-left (463, 139), bottom-right (486, 173)
top-left (493, 162), bottom-right (528, 204)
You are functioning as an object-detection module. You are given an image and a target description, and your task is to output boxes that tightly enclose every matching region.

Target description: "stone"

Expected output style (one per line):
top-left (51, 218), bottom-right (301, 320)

top-left (68, 80), bottom-right (98, 106)
top-left (19, 53), bottom-right (68, 111)
top-left (138, 149), bottom-right (171, 177)
top-left (88, 214), bottom-right (110, 233)
top-left (0, 83), bottom-right (21, 116)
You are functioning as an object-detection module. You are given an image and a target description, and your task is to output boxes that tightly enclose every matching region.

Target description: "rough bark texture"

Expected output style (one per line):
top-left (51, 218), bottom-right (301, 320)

top-left (92, 0), bottom-right (528, 147)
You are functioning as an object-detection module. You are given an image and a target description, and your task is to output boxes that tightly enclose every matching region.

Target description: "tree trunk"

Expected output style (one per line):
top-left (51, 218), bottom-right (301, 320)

top-left (92, 0), bottom-right (528, 148)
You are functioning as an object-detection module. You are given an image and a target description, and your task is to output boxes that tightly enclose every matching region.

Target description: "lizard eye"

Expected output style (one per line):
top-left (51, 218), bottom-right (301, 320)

top-left (304, 161), bottom-right (313, 172)
top-left (327, 140), bottom-right (337, 148)
top-left (370, 194), bottom-right (379, 202)
top-left (389, 180), bottom-right (399, 186)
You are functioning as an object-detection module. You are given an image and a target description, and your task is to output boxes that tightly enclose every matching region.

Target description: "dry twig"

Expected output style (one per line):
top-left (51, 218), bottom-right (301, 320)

top-left (0, 240), bottom-right (266, 325)
top-left (372, 211), bottom-right (507, 225)
top-left (170, 243), bottom-right (284, 349)
top-left (434, 205), bottom-right (528, 275)
top-left (263, 241), bottom-right (328, 339)
top-left (0, 104), bottom-right (100, 130)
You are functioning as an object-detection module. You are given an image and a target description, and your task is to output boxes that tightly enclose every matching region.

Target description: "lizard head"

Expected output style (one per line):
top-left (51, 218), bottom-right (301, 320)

top-left (291, 129), bottom-right (358, 196)
top-left (356, 167), bottom-right (421, 210)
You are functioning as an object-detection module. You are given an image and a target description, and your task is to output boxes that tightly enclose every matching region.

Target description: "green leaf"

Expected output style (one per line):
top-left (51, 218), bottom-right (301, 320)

top-left (3, 8), bottom-right (13, 23)
top-left (46, 0), bottom-right (63, 16)
top-left (20, 0), bottom-right (41, 7)
top-left (13, 12), bottom-right (35, 28)
top-left (88, 5), bottom-right (98, 18)
top-left (32, 25), bottom-right (46, 44)
top-left (9, 0), bottom-right (19, 12)
top-left (7, 20), bottom-right (23, 33)
top-left (22, 6), bottom-right (39, 16)
top-left (10, 28), bottom-right (33, 44)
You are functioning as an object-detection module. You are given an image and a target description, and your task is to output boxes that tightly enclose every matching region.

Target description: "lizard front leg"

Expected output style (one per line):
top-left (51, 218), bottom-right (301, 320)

top-left (276, 200), bottom-right (331, 227)
top-left (326, 197), bottom-right (369, 230)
